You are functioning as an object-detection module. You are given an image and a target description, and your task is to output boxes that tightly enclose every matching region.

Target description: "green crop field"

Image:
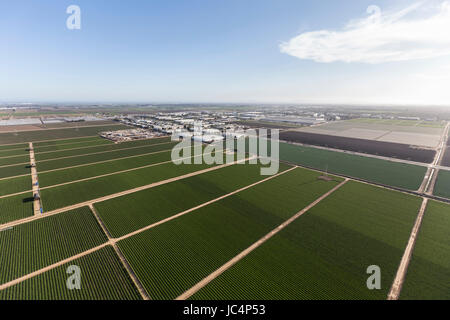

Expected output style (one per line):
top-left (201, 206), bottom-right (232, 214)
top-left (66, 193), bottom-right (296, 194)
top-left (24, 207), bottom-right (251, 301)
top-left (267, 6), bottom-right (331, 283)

top-left (0, 207), bottom-right (107, 284)
top-left (0, 192), bottom-right (33, 224)
top-left (0, 246), bottom-right (141, 300)
top-left (279, 142), bottom-right (426, 190)
top-left (191, 181), bottom-right (421, 300)
top-left (0, 154), bottom-right (30, 167)
top-left (433, 169), bottom-right (450, 199)
top-left (35, 137), bottom-right (172, 161)
top-left (400, 201), bottom-right (450, 300)
top-left (95, 163), bottom-right (292, 237)
top-left (38, 149), bottom-right (178, 187)
top-left (40, 160), bottom-right (223, 212)
top-left (117, 167), bottom-right (343, 300)
top-left (0, 175), bottom-right (31, 196)
top-left (0, 124), bottom-right (129, 144)
top-left (33, 138), bottom-right (112, 154)
top-left (33, 136), bottom-right (106, 147)
top-left (36, 141), bottom-right (177, 172)
top-left (0, 163), bottom-right (30, 179)
top-left (0, 143), bottom-right (28, 151)
top-left (0, 147), bottom-right (29, 158)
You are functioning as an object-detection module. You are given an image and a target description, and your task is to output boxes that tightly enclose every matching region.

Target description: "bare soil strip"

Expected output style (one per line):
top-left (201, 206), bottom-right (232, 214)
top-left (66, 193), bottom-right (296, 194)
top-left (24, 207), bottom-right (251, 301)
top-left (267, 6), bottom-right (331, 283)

top-left (88, 204), bottom-right (150, 300)
top-left (0, 156), bottom-right (251, 229)
top-left (419, 122), bottom-right (450, 194)
top-left (28, 143), bottom-right (42, 215)
top-left (387, 198), bottom-right (429, 300)
top-left (176, 179), bottom-right (349, 300)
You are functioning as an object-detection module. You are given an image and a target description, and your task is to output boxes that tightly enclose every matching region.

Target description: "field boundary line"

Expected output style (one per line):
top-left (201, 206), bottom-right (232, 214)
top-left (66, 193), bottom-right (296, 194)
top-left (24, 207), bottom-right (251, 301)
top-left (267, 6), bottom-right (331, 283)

top-left (34, 141), bottom-right (174, 163)
top-left (176, 178), bottom-right (349, 300)
top-left (0, 156), bottom-right (247, 229)
top-left (114, 164), bottom-right (295, 242)
top-left (0, 161), bottom-right (31, 169)
top-left (387, 197), bottom-right (428, 300)
top-left (88, 204), bottom-right (150, 300)
top-left (0, 173), bottom-right (30, 181)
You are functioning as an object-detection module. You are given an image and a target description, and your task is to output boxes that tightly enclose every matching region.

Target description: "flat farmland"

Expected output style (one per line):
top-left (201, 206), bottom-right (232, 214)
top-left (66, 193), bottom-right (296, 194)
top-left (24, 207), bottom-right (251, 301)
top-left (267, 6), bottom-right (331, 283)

top-left (0, 163), bottom-right (30, 179)
top-left (400, 201), bottom-right (450, 300)
top-left (118, 167), bottom-right (343, 300)
top-left (191, 181), bottom-right (422, 300)
top-left (0, 192), bottom-right (33, 224)
top-left (441, 147), bottom-right (450, 167)
top-left (0, 147), bottom-right (29, 158)
top-left (36, 140), bottom-right (177, 172)
top-left (0, 246), bottom-right (141, 300)
top-left (0, 143), bottom-right (28, 151)
top-left (33, 138), bottom-right (113, 153)
top-left (34, 137), bottom-right (172, 161)
top-left (40, 160), bottom-right (224, 212)
top-left (0, 124), bottom-right (128, 144)
top-left (0, 154), bottom-right (30, 167)
top-left (95, 163), bottom-right (292, 237)
top-left (433, 169), bottom-right (450, 199)
top-left (0, 207), bottom-right (107, 284)
top-left (0, 175), bottom-right (31, 196)
top-left (37, 149), bottom-right (179, 187)
top-left (279, 131), bottom-right (435, 163)
top-left (33, 136), bottom-right (108, 147)
top-left (280, 142), bottom-right (426, 191)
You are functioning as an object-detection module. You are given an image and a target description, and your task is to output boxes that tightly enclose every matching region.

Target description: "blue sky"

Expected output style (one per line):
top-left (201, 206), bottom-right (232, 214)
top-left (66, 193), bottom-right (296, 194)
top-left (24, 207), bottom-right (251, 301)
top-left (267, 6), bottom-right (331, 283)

top-left (1, 0), bottom-right (450, 105)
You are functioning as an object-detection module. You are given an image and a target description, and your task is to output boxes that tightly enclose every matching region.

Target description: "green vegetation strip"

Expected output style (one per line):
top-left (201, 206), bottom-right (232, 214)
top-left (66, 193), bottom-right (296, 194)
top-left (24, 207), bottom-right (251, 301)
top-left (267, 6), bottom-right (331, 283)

top-left (0, 155), bottom-right (30, 167)
top-left (33, 138), bottom-right (112, 154)
top-left (400, 201), bottom-right (450, 300)
top-left (38, 149), bottom-right (177, 187)
top-left (0, 192), bottom-right (33, 224)
top-left (0, 246), bottom-right (141, 300)
top-left (0, 143), bottom-right (28, 151)
top-left (36, 141), bottom-right (177, 172)
top-left (95, 163), bottom-right (291, 237)
top-left (0, 124), bottom-right (128, 144)
top-left (0, 163), bottom-right (30, 179)
top-left (433, 169), bottom-right (450, 199)
top-left (191, 181), bottom-right (421, 300)
top-left (280, 142), bottom-right (426, 191)
top-left (0, 148), bottom-right (29, 158)
top-left (0, 175), bottom-right (31, 197)
top-left (118, 167), bottom-right (343, 300)
top-left (33, 136), bottom-right (103, 147)
top-left (0, 207), bottom-right (107, 284)
top-left (35, 137), bottom-right (171, 161)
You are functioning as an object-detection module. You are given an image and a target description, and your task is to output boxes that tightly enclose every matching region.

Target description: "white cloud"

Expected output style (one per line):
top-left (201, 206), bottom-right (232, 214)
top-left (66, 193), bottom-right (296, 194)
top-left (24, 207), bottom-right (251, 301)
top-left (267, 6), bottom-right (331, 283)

top-left (280, 1), bottom-right (450, 63)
